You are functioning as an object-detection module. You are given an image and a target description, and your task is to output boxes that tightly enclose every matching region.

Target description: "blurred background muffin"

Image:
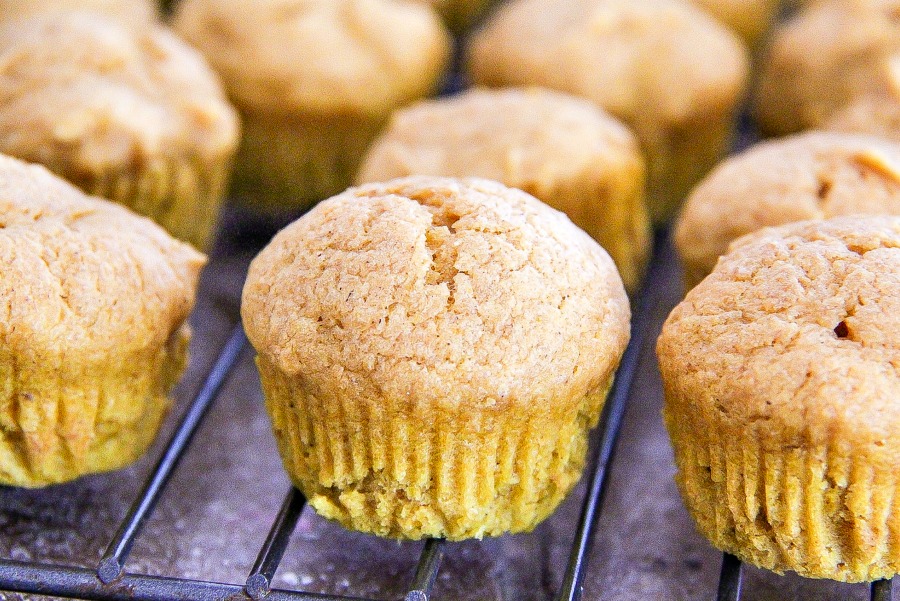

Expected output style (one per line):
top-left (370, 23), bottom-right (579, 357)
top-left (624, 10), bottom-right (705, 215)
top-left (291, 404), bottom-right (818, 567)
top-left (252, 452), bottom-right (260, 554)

top-left (755, 0), bottom-right (900, 137)
top-left (467, 0), bottom-right (749, 225)
top-left (0, 154), bottom-right (205, 487)
top-left (675, 131), bottom-right (900, 287)
top-left (174, 0), bottom-right (452, 216)
top-left (0, 0), bottom-right (158, 25)
top-left (691, 0), bottom-right (782, 46)
top-left (0, 11), bottom-right (239, 251)
top-left (357, 87), bottom-right (650, 291)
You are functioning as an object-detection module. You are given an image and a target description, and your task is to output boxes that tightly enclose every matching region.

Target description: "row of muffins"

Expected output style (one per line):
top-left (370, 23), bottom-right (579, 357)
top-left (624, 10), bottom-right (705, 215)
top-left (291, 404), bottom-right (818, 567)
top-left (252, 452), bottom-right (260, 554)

top-left (659, 0), bottom-right (900, 586)
top-left (0, 0), bottom-right (778, 265)
top-left (0, 4), bottom-right (889, 584)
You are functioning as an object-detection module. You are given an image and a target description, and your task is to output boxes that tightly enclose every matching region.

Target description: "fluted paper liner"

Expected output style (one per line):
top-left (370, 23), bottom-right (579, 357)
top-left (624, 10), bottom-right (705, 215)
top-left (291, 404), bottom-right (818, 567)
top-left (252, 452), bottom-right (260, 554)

top-left (259, 356), bottom-right (613, 541)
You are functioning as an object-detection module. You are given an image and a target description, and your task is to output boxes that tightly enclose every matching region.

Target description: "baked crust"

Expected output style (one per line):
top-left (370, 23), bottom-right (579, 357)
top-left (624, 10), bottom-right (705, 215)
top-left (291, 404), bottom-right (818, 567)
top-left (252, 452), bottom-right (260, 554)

top-left (357, 87), bottom-right (650, 292)
top-left (467, 0), bottom-right (749, 223)
top-left (675, 131), bottom-right (900, 287)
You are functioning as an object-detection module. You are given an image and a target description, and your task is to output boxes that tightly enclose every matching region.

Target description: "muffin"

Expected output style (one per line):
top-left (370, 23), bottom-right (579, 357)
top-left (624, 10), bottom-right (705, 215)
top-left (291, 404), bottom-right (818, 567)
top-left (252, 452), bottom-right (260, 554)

top-left (691, 0), bottom-right (781, 46)
top-left (423, 0), bottom-right (493, 33)
top-left (241, 176), bottom-right (630, 540)
top-left (0, 11), bottom-right (239, 251)
top-left (467, 0), bottom-right (749, 224)
top-left (174, 0), bottom-right (452, 214)
top-left (0, 154), bottom-right (205, 487)
top-left (357, 88), bottom-right (651, 292)
top-left (0, 0), bottom-right (158, 25)
top-left (675, 131), bottom-right (900, 287)
top-left (756, 0), bottom-right (900, 137)
top-left (658, 216), bottom-right (900, 582)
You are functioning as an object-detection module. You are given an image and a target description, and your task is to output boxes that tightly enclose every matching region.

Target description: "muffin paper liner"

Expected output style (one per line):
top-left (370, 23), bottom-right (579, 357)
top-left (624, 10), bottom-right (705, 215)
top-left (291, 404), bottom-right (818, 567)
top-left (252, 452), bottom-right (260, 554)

top-left (0, 324), bottom-right (190, 487)
top-left (668, 407), bottom-right (900, 582)
top-left (259, 356), bottom-right (613, 541)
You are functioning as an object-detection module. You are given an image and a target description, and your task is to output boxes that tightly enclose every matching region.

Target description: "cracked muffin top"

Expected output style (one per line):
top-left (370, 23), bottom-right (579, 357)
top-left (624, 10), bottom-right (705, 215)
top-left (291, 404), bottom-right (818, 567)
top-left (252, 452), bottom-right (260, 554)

top-left (659, 215), bottom-right (900, 447)
top-left (173, 0), bottom-right (451, 117)
top-left (241, 176), bottom-right (630, 407)
top-left (0, 153), bottom-right (205, 360)
top-left (675, 131), bottom-right (900, 287)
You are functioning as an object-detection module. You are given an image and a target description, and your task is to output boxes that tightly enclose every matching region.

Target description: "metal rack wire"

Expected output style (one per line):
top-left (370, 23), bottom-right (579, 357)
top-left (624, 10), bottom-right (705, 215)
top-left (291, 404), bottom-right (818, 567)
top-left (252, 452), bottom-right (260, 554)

top-left (0, 233), bottom-right (894, 601)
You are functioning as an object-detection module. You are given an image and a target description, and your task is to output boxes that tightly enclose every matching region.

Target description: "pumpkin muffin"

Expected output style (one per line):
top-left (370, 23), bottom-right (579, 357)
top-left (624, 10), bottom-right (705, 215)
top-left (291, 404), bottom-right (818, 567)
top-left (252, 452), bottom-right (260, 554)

top-left (692, 0), bottom-right (781, 46)
top-left (0, 154), bottom-right (205, 487)
top-left (357, 88), bottom-right (650, 292)
top-left (174, 0), bottom-right (451, 214)
top-left (242, 176), bottom-right (630, 540)
top-left (675, 131), bottom-right (900, 287)
top-left (756, 0), bottom-right (900, 137)
top-left (0, 11), bottom-right (239, 251)
top-left (467, 0), bottom-right (749, 224)
top-left (658, 216), bottom-right (900, 582)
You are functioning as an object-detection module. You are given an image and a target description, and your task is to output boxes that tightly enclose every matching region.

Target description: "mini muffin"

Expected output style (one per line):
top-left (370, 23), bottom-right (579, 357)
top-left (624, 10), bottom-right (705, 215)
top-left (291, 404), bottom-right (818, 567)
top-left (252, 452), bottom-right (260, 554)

top-left (467, 0), bottom-right (749, 224)
top-left (423, 0), bottom-right (493, 33)
top-left (755, 0), bottom-right (900, 137)
top-left (174, 0), bottom-right (451, 214)
top-left (691, 0), bottom-right (781, 46)
top-left (0, 12), bottom-right (239, 251)
top-left (0, 154), bottom-right (205, 487)
top-left (675, 131), bottom-right (900, 287)
top-left (0, 0), bottom-right (157, 25)
top-left (357, 88), bottom-right (651, 292)
top-left (658, 216), bottom-right (900, 582)
top-left (242, 176), bottom-right (630, 540)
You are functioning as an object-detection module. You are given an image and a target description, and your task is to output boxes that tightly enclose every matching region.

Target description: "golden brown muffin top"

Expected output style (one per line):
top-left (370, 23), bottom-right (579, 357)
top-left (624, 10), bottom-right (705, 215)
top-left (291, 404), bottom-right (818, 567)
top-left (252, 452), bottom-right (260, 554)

top-left (467, 0), bottom-right (748, 127)
top-left (659, 216), bottom-right (900, 447)
top-left (242, 176), bottom-right (630, 408)
top-left (755, 0), bottom-right (900, 136)
top-left (357, 87), bottom-right (642, 194)
top-left (0, 154), bottom-right (205, 361)
top-left (0, 12), bottom-right (239, 180)
top-left (675, 131), bottom-right (900, 285)
top-left (0, 0), bottom-right (158, 26)
top-left (690, 0), bottom-right (780, 45)
top-left (173, 0), bottom-right (451, 117)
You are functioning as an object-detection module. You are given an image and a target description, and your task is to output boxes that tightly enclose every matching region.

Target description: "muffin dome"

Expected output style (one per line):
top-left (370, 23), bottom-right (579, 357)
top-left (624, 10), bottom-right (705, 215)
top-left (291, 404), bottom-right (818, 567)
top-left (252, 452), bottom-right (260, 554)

top-left (659, 215), bottom-right (900, 582)
top-left (756, 0), bottom-right (900, 136)
top-left (0, 11), bottom-right (240, 250)
top-left (675, 131), bottom-right (900, 287)
top-left (174, 0), bottom-right (451, 212)
top-left (467, 0), bottom-right (749, 224)
top-left (242, 176), bottom-right (630, 539)
top-left (357, 87), bottom-right (650, 291)
top-left (0, 154), bottom-right (205, 486)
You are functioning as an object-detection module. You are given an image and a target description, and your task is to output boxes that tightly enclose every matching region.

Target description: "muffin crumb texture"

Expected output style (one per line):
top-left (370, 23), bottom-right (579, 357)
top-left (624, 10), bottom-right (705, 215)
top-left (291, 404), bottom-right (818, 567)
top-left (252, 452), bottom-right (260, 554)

top-left (659, 216), bottom-right (900, 582)
top-left (242, 176), bottom-right (630, 539)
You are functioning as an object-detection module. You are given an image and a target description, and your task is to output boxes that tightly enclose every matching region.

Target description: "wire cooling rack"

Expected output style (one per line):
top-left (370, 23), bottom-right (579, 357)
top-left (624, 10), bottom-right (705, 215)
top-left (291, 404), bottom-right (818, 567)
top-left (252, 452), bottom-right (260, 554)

top-left (0, 231), bottom-right (893, 601)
